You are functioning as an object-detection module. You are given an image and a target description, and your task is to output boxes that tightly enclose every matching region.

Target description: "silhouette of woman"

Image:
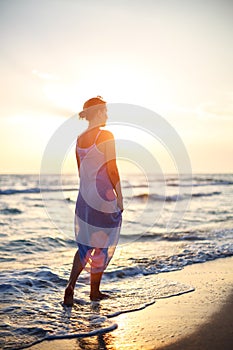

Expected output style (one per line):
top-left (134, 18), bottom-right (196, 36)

top-left (64, 96), bottom-right (123, 306)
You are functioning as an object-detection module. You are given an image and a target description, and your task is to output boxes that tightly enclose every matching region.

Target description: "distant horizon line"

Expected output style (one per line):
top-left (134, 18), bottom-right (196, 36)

top-left (1, 172), bottom-right (233, 176)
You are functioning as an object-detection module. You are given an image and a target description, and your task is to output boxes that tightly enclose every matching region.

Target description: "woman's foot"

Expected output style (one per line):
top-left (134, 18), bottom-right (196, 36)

top-left (90, 291), bottom-right (110, 301)
top-left (63, 285), bottom-right (74, 306)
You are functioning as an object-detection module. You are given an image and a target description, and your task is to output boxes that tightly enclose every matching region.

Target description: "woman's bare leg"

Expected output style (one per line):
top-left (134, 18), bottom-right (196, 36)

top-left (90, 271), bottom-right (109, 301)
top-left (64, 250), bottom-right (83, 306)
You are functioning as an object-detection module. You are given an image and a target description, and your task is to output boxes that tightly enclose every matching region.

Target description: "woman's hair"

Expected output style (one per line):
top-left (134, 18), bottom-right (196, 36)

top-left (79, 96), bottom-right (106, 120)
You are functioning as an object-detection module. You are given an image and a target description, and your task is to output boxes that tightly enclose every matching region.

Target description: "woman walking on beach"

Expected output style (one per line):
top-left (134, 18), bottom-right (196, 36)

top-left (64, 96), bottom-right (123, 306)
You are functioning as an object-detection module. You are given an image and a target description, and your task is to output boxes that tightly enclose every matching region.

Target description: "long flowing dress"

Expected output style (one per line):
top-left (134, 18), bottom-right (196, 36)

top-left (74, 130), bottom-right (122, 273)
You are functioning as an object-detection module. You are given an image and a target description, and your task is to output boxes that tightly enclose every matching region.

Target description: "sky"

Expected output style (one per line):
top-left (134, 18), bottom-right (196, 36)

top-left (0, 0), bottom-right (233, 174)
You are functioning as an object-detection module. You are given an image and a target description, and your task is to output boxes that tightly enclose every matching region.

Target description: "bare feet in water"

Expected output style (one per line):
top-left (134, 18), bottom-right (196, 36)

top-left (90, 291), bottom-right (110, 301)
top-left (64, 287), bottom-right (110, 305)
top-left (63, 285), bottom-right (74, 306)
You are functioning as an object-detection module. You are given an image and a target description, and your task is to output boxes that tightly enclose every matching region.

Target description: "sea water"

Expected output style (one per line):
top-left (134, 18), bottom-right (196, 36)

top-left (0, 173), bottom-right (233, 349)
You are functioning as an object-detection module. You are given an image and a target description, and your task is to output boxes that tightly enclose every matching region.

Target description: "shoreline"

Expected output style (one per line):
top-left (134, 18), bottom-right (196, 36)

top-left (29, 256), bottom-right (233, 350)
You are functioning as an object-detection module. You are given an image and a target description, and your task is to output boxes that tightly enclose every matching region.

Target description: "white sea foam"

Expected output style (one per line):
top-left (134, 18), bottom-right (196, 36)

top-left (0, 269), bottom-right (194, 350)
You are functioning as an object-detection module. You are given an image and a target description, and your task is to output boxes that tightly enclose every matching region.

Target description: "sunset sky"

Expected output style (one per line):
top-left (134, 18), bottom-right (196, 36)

top-left (1, 0), bottom-right (233, 174)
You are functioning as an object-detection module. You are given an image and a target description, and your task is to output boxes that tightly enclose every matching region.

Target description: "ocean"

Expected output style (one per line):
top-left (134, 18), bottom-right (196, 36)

top-left (1, 173), bottom-right (233, 349)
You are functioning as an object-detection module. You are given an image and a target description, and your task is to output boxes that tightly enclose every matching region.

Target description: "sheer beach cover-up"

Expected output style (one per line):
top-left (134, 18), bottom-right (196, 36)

top-left (75, 130), bottom-right (122, 272)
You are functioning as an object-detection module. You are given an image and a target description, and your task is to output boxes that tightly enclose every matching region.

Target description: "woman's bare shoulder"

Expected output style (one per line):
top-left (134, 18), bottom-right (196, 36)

top-left (99, 129), bottom-right (114, 141)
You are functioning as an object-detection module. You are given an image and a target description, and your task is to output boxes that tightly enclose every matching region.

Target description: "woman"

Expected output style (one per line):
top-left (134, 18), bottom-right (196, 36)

top-left (64, 96), bottom-right (123, 306)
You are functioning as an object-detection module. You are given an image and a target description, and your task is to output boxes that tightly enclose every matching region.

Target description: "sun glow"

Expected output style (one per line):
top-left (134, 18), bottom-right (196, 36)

top-left (1, 113), bottom-right (66, 173)
top-left (42, 59), bottom-right (173, 117)
top-left (107, 124), bottom-right (177, 174)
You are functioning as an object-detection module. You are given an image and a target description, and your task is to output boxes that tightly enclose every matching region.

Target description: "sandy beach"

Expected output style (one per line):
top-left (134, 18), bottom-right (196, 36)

top-left (29, 256), bottom-right (233, 350)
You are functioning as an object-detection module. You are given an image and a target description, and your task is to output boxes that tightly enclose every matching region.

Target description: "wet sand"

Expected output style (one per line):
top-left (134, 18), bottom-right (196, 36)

top-left (29, 256), bottom-right (233, 350)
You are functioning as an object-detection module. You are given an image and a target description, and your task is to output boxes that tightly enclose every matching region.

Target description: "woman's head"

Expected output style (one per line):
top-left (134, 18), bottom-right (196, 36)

top-left (79, 96), bottom-right (107, 121)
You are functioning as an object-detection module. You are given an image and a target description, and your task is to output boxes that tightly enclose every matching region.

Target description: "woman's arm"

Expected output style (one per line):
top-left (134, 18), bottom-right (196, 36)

top-left (75, 140), bottom-right (80, 176)
top-left (104, 131), bottom-right (124, 211)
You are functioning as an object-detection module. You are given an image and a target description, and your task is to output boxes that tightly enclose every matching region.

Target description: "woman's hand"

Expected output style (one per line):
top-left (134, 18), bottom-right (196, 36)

top-left (117, 198), bottom-right (124, 212)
